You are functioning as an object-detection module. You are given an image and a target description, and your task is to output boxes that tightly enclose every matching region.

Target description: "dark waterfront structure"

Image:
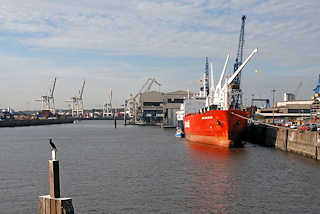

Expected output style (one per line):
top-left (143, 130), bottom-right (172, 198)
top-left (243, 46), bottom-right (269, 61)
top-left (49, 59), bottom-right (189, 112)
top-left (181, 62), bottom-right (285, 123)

top-left (0, 119), bottom-right (74, 127)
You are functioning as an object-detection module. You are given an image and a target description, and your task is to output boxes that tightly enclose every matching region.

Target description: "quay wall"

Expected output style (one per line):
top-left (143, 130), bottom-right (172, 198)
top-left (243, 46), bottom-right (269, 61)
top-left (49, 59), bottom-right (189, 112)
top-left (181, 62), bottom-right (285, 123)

top-left (0, 119), bottom-right (74, 128)
top-left (275, 128), bottom-right (288, 151)
top-left (286, 130), bottom-right (318, 159)
top-left (244, 125), bottom-right (277, 147)
top-left (245, 124), bottom-right (320, 160)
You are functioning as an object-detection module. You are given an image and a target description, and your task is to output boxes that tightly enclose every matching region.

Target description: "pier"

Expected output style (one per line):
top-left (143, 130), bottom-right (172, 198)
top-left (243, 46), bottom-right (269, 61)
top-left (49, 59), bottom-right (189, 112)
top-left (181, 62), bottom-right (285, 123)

top-left (0, 119), bottom-right (74, 128)
top-left (245, 124), bottom-right (320, 160)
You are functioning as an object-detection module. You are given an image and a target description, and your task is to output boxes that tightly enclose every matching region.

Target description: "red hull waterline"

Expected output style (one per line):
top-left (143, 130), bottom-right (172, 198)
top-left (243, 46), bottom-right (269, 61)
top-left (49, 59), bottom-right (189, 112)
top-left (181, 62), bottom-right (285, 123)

top-left (183, 110), bottom-right (249, 147)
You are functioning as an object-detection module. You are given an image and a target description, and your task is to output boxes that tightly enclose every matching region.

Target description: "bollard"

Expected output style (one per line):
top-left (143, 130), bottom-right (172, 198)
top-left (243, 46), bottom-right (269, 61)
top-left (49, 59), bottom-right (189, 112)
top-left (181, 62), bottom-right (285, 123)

top-left (38, 139), bottom-right (74, 214)
top-left (114, 117), bottom-right (117, 128)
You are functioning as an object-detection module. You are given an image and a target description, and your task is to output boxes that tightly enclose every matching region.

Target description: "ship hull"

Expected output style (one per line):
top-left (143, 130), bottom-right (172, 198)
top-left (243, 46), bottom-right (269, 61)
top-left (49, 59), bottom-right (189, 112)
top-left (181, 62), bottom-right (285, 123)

top-left (183, 110), bottom-right (249, 147)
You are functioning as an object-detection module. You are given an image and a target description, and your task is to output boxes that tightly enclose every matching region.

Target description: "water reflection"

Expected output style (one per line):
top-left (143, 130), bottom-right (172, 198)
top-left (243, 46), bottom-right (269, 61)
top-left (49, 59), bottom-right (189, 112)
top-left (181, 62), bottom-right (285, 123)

top-left (185, 141), bottom-right (246, 213)
top-left (186, 141), bottom-right (232, 159)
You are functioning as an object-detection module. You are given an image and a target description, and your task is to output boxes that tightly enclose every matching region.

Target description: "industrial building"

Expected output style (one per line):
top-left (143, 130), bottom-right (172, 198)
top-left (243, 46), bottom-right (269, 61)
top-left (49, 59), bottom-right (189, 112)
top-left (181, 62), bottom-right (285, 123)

top-left (256, 100), bottom-right (313, 119)
top-left (256, 74), bottom-right (320, 121)
top-left (139, 90), bottom-right (192, 126)
top-left (163, 91), bottom-right (193, 127)
top-left (139, 91), bottom-right (164, 125)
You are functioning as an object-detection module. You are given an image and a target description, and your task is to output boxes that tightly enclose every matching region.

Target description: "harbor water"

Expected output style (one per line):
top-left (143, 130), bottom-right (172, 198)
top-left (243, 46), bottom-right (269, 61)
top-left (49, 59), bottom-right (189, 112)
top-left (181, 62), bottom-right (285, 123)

top-left (1, 120), bottom-right (320, 213)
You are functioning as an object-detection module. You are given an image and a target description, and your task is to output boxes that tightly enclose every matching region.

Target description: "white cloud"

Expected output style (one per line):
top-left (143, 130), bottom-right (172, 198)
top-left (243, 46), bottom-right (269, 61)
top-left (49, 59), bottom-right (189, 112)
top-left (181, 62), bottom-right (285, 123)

top-left (0, 0), bottom-right (318, 62)
top-left (0, 0), bottom-right (319, 109)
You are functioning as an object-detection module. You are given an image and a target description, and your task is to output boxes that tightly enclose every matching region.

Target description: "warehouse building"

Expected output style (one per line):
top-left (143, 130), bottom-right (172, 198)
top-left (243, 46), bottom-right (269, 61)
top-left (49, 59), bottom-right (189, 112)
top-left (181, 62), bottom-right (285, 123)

top-left (139, 90), bottom-right (192, 126)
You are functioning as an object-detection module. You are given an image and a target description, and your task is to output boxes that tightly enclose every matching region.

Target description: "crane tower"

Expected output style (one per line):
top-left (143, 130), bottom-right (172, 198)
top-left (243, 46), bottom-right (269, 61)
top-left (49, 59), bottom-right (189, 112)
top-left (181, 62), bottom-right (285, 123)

top-left (103, 89), bottom-right (113, 118)
top-left (129, 78), bottom-right (161, 124)
top-left (229, 15), bottom-right (246, 109)
top-left (34, 77), bottom-right (57, 114)
top-left (65, 80), bottom-right (86, 117)
top-left (313, 74), bottom-right (320, 100)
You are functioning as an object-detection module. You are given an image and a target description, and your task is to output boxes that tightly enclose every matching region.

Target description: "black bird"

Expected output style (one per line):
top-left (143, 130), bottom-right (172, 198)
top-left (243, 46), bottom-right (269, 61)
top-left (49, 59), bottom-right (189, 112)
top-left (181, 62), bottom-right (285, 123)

top-left (49, 138), bottom-right (57, 150)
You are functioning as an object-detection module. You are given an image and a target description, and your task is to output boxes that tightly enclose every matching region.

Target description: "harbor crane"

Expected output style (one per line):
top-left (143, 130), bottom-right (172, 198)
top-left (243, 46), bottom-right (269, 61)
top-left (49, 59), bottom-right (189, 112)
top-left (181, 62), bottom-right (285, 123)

top-left (313, 74), bottom-right (320, 100)
top-left (34, 76), bottom-right (57, 114)
top-left (129, 78), bottom-right (161, 123)
top-left (295, 81), bottom-right (303, 99)
top-left (230, 15), bottom-right (246, 109)
top-left (103, 89), bottom-right (113, 118)
top-left (65, 80), bottom-right (86, 117)
top-left (251, 98), bottom-right (271, 108)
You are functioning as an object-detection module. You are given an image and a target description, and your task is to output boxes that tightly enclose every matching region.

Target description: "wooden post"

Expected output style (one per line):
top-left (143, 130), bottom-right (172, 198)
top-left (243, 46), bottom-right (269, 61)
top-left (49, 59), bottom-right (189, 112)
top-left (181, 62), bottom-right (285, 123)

top-left (285, 129), bottom-right (289, 152)
top-left (38, 148), bottom-right (74, 213)
top-left (49, 160), bottom-right (60, 198)
top-left (38, 196), bottom-right (73, 214)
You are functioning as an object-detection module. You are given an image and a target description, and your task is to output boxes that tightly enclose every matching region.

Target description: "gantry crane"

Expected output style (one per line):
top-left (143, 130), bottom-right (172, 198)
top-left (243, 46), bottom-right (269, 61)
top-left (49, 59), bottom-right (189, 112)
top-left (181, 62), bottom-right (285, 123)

top-left (34, 76), bottom-right (57, 114)
top-left (103, 89), bottom-right (113, 118)
top-left (65, 80), bottom-right (86, 118)
top-left (229, 15), bottom-right (246, 109)
top-left (251, 98), bottom-right (271, 108)
top-left (295, 81), bottom-right (303, 99)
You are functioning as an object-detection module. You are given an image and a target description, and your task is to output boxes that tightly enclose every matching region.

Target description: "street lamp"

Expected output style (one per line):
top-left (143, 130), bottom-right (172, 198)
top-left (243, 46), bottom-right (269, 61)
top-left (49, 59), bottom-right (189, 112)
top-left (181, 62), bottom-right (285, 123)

top-left (272, 89), bottom-right (276, 124)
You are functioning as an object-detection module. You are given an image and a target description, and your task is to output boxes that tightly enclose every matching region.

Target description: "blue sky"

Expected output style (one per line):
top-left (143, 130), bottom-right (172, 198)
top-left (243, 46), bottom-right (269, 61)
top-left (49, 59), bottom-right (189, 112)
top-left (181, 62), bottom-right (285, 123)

top-left (0, 0), bottom-right (319, 110)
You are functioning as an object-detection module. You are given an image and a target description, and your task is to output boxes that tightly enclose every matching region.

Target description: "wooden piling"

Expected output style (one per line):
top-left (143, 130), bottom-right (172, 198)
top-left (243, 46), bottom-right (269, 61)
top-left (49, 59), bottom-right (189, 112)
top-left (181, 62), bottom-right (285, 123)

top-left (49, 160), bottom-right (60, 198)
top-left (38, 149), bottom-right (74, 213)
top-left (38, 196), bottom-right (73, 214)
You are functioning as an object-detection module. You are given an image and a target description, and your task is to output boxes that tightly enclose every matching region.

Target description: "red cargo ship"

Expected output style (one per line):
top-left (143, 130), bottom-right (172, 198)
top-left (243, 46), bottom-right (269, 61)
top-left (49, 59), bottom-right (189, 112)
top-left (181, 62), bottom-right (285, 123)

top-left (184, 110), bottom-right (249, 147)
top-left (182, 48), bottom-right (258, 147)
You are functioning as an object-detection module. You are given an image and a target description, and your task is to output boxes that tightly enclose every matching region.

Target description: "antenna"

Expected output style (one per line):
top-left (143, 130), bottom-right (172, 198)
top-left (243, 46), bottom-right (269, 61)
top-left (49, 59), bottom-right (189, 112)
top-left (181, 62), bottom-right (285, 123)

top-left (210, 62), bottom-right (215, 96)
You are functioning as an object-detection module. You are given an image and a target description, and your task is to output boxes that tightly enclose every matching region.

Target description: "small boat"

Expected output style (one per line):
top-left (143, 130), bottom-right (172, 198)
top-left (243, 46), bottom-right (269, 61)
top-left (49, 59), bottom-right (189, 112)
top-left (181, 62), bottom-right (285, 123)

top-left (175, 127), bottom-right (184, 138)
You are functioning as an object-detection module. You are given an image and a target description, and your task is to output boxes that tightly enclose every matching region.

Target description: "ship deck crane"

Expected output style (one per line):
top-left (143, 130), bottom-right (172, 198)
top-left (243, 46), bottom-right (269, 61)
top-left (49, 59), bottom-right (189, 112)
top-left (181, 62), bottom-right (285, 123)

top-left (211, 48), bottom-right (257, 110)
top-left (230, 15), bottom-right (246, 109)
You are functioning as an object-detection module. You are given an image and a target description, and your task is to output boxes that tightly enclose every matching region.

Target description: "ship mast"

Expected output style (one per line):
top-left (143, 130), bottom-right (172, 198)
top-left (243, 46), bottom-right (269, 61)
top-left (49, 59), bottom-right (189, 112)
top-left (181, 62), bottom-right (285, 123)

top-left (200, 57), bottom-right (209, 98)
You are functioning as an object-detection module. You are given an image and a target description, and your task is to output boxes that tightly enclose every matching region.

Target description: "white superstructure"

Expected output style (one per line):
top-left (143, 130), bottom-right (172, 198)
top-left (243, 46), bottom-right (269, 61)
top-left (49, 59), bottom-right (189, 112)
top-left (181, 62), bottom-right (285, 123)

top-left (208, 48), bottom-right (258, 110)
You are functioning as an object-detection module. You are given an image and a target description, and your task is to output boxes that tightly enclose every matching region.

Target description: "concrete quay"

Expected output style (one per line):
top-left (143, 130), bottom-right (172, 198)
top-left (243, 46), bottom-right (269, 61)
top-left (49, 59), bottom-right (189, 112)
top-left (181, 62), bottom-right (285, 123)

top-left (0, 119), bottom-right (74, 128)
top-left (245, 124), bottom-right (320, 160)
